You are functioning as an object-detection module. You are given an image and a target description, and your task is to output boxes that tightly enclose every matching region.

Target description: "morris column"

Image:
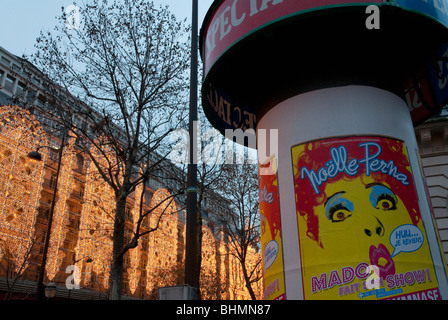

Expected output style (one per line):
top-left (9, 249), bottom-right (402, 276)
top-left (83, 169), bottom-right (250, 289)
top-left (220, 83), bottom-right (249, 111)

top-left (200, 0), bottom-right (448, 300)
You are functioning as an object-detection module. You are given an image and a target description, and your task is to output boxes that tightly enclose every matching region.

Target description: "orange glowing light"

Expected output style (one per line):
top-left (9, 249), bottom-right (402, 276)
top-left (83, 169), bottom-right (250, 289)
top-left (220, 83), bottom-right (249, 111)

top-left (0, 105), bottom-right (47, 272)
top-left (146, 188), bottom-right (178, 293)
top-left (74, 141), bottom-right (115, 289)
top-left (128, 181), bottom-right (144, 294)
top-left (46, 136), bottom-right (77, 280)
top-left (0, 106), bottom-right (263, 299)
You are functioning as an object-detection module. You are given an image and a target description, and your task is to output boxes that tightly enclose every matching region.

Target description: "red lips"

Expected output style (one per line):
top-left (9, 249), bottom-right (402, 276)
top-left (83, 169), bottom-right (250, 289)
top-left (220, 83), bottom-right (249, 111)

top-left (369, 243), bottom-right (395, 278)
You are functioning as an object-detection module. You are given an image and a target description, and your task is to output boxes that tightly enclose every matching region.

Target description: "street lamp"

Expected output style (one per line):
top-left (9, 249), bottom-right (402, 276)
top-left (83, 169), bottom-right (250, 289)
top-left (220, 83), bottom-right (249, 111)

top-left (44, 283), bottom-right (57, 299)
top-left (27, 150), bottom-right (44, 162)
top-left (27, 133), bottom-right (66, 300)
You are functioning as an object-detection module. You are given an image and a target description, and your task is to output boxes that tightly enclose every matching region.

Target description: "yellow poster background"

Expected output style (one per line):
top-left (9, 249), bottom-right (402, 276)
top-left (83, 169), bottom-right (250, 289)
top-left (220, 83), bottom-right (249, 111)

top-left (291, 136), bottom-right (440, 300)
top-left (259, 156), bottom-right (286, 300)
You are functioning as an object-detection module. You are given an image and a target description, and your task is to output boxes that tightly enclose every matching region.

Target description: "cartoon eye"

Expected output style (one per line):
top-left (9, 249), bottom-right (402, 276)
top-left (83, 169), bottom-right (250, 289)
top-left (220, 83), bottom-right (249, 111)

top-left (368, 184), bottom-right (399, 211)
top-left (329, 204), bottom-right (352, 223)
top-left (375, 194), bottom-right (397, 211)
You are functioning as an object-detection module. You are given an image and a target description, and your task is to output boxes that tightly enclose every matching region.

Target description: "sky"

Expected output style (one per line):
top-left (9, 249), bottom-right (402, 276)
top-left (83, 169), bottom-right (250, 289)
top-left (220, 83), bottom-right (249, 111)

top-left (0, 0), bottom-right (215, 57)
top-left (0, 0), bottom-right (258, 159)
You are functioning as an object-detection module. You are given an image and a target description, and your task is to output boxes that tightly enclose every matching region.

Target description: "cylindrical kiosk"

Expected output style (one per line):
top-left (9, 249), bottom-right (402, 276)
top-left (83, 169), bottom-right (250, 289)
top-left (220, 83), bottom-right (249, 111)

top-left (200, 0), bottom-right (448, 300)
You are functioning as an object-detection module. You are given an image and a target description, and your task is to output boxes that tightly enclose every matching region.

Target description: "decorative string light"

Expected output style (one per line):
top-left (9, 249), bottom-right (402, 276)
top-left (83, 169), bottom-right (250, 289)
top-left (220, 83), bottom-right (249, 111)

top-left (0, 105), bottom-right (47, 273)
top-left (200, 225), bottom-right (217, 300)
top-left (46, 135), bottom-right (76, 280)
top-left (0, 106), bottom-right (263, 299)
top-left (218, 227), bottom-right (229, 299)
top-left (128, 181), bottom-right (143, 294)
top-left (146, 188), bottom-right (178, 294)
top-left (246, 245), bottom-right (263, 299)
top-left (223, 237), bottom-right (263, 300)
top-left (74, 141), bottom-right (115, 289)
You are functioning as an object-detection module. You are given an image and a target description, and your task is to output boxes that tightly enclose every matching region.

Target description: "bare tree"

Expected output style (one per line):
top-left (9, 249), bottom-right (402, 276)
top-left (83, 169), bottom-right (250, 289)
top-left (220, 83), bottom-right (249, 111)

top-left (173, 114), bottom-right (261, 299)
top-left (215, 163), bottom-right (262, 300)
top-left (31, 0), bottom-right (190, 299)
top-left (0, 235), bottom-right (39, 300)
top-left (195, 131), bottom-right (224, 297)
top-left (170, 109), bottom-right (228, 297)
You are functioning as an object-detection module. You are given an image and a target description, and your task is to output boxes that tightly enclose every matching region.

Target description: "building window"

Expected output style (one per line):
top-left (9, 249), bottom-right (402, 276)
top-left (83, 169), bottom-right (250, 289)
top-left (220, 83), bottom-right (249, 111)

top-left (144, 190), bottom-right (152, 206)
top-left (50, 173), bottom-right (58, 189)
top-left (0, 56), bottom-right (10, 67)
top-left (26, 89), bottom-right (36, 104)
top-left (0, 69), bottom-right (4, 86)
top-left (12, 63), bottom-right (21, 72)
top-left (16, 81), bottom-right (26, 96)
top-left (37, 93), bottom-right (47, 106)
top-left (4, 74), bottom-right (15, 92)
top-left (446, 196), bottom-right (448, 213)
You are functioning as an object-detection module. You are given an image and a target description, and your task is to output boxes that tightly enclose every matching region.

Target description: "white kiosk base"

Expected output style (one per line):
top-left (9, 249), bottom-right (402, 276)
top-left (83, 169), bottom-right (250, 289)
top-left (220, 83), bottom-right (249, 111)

top-left (257, 85), bottom-right (448, 300)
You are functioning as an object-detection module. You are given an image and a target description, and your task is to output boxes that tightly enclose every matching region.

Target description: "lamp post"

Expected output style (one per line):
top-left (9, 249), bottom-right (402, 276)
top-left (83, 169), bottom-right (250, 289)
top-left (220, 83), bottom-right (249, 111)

top-left (28, 132), bottom-right (66, 300)
top-left (184, 0), bottom-right (199, 295)
top-left (44, 283), bottom-right (57, 299)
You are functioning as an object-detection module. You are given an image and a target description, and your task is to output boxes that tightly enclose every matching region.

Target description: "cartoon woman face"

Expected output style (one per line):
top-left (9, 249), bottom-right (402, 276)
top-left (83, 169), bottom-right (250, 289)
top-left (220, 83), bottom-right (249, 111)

top-left (312, 176), bottom-right (414, 278)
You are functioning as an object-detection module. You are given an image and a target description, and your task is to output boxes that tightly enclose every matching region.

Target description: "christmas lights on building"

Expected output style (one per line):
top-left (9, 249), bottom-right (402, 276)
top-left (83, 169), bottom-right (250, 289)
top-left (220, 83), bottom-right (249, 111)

top-left (45, 136), bottom-right (76, 281)
top-left (128, 181), bottom-right (144, 294)
top-left (0, 45), bottom-right (262, 299)
top-left (0, 103), bottom-right (262, 300)
top-left (0, 105), bottom-right (47, 274)
top-left (146, 188), bottom-right (179, 294)
top-left (74, 142), bottom-right (115, 290)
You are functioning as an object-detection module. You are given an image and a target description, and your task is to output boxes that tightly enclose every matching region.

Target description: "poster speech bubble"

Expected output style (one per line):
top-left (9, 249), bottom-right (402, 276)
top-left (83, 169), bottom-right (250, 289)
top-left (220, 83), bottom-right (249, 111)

top-left (390, 224), bottom-right (424, 258)
top-left (264, 240), bottom-right (279, 271)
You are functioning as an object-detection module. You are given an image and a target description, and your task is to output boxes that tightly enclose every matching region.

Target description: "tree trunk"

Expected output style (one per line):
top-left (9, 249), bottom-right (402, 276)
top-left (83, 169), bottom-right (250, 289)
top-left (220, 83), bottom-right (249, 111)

top-left (242, 262), bottom-right (257, 300)
top-left (109, 195), bottom-right (127, 300)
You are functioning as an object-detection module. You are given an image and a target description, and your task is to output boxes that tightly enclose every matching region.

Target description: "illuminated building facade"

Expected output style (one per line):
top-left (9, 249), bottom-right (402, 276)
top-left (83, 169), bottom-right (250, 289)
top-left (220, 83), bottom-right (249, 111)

top-left (0, 45), bottom-right (262, 300)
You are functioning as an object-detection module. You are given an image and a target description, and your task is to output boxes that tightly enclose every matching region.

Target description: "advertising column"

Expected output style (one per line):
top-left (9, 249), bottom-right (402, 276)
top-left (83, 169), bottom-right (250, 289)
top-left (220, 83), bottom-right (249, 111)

top-left (200, 0), bottom-right (448, 300)
top-left (257, 85), bottom-right (448, 300)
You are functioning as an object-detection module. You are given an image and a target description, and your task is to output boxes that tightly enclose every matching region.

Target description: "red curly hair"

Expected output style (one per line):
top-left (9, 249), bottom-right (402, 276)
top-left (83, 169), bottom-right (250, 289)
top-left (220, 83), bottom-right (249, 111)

top-left (293, 136), bottom-right (421, 247)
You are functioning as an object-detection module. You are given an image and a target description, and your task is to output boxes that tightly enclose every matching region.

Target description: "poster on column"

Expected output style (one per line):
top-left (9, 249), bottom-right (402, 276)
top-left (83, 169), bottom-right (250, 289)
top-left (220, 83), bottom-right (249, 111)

top-left (259, 156), bottom-right (286, 300)
top-left (291, 135), bottom-right (441, 300)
